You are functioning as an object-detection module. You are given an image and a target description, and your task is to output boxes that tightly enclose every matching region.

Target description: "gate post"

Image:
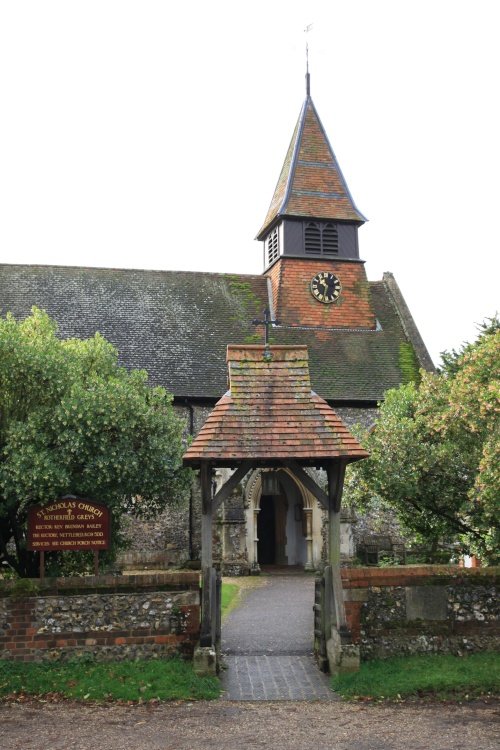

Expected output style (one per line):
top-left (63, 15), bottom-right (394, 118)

top-left (215, 569), bottom-right (222, 671)
top-left (326, 461), bottom-right (360, 675)
top-left (194, 462), bottom-right (218, 676)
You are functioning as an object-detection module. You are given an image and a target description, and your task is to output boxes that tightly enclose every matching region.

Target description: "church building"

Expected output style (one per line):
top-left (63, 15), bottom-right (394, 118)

top-left (0, 76), bottom-right (433, 573)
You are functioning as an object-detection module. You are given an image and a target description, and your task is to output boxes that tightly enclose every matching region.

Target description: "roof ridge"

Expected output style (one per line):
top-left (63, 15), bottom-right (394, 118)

top-left (0, 262), bottom-right (263, 280)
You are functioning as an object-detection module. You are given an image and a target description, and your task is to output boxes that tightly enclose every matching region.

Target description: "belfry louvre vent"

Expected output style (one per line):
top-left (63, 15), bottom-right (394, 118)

top-left (304, 222), bottom-right (321, 253)
top-left (304, 221), bottom-right (339, 256)
top-left (267, 227), bottom-right (279, 265)
top-left (323, 223), bottom-right (339, 254)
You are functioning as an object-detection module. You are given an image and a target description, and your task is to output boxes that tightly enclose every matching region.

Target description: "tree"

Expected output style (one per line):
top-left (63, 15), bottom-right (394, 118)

top-left (345, 320), bottom-right (500, 564)
top-left (0, 308), bottom-right (191, 577)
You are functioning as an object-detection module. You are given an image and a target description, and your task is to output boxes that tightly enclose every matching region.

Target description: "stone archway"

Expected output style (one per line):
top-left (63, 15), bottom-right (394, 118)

top-left (244, 468), bottom-right (320, 572)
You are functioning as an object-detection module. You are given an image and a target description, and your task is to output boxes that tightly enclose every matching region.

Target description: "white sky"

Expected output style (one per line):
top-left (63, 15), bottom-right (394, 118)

top-left (1, 1), bottom-right (498, 366)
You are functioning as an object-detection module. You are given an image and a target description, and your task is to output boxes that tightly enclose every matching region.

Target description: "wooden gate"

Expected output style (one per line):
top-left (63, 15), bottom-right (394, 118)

top-left (314, 565), bottom-right (332, 672)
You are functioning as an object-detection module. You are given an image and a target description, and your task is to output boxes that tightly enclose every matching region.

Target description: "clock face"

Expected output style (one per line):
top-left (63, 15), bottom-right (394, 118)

top-left (310, 272), bottom-right (342, 304)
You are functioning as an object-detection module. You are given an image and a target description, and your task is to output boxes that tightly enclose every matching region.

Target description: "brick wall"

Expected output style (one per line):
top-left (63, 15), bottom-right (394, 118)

top-left (266, 258), bottom-right (376, 330)
top-left (342, 566), bottom-right (499, 660)
top-left (0, 572), bottom-right (200, 663)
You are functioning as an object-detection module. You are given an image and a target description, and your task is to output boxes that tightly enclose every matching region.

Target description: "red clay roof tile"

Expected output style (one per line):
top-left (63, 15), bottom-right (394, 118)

top-left (183, 345), bottom-right (369, 467)
top-left (257, 97), bottom-right (366, 239)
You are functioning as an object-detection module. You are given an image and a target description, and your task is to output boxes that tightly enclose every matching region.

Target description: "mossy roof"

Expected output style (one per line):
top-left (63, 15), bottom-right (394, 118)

top-left (183, 345), bottom-right (369, 467)
top-left (0, 263), bottom-right (421, 402)
top-left (257, 95), bottom-right (367, 240)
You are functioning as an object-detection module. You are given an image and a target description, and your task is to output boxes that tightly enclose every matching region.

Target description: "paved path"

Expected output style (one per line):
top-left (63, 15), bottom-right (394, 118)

top-left (221, 574), bottom-right (336, 700)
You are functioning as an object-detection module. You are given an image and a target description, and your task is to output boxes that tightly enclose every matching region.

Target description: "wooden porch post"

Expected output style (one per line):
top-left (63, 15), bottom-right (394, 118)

top-left (327, 460), bottom-right (348, 632)
top-left (200, 462), bottom-right (214, 647)
top-left (200, 462), bottom-right (213, 569)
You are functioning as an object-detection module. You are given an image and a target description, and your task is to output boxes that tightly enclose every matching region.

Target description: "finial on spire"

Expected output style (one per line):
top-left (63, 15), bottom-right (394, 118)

top-left (304, 23), bottom-right (313, 96)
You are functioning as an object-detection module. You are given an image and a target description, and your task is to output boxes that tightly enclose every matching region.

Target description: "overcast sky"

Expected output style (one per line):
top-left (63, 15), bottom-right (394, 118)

top-left (1, 1), bottom-right (498, 366)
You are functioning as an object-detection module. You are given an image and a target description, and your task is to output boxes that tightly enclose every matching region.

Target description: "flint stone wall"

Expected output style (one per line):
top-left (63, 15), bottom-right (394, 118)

top-left (0, 572), bottom-right (200, 663)
top-left (342, 566), bottom-right (499, 661)
top-left (118, 403), bottom-right (214, 570)
top-left (119, 505), bottom-right (190, 566)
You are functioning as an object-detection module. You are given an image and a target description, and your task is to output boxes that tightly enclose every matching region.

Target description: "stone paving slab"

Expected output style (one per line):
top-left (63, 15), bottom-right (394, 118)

top-left (221, 654), bottom-right (338, 701)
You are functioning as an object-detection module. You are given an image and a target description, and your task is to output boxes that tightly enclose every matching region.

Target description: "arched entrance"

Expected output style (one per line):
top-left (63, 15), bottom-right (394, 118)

top-left (246, 468), bottom-right (318, 571)
top-left (257, 493), bottom-right (307, 566)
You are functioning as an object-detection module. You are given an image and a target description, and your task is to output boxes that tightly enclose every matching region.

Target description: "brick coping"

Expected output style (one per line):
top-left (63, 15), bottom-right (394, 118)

top-left (0, 571), bottom-right (200, 597)
top-left (342, 565), bottom-right (499, 588)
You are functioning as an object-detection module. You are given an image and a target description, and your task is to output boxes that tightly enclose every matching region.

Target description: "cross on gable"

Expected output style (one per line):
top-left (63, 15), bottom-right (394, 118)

top-left (251, 308), bottom-right (279, 346)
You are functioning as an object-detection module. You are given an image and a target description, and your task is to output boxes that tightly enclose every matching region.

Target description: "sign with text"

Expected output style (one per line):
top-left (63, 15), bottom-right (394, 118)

top-left (27, 499), bottom-right (110, 551)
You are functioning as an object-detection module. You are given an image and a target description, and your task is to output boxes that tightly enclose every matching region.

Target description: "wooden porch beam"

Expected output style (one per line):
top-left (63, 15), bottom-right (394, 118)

top-left (283, 460), bottom-right (329, 509)
top-left (212, 461), bottom-right (253, 512)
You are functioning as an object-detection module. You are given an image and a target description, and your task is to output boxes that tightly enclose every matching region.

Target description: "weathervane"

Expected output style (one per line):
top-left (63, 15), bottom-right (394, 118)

top-left (252, 308), bottom-right (280, 347)
top-left (304, 22), bottom-right (313, 96)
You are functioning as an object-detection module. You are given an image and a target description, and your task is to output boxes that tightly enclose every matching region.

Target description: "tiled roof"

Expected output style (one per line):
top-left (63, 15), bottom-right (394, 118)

top-left (257, 96), bottom-right (367, 239)
top-left (0, 264), bottom-right (268, 399)
top-left (183, 346), bottom-right (369, 467)
top-left (0, 264), bottom-right (429, 402)
top-left (271, 279), bottom-right (415, 402)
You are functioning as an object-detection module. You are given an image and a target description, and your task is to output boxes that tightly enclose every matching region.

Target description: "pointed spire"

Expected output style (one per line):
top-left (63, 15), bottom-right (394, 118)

top-left (257, 93), bottom-right (367, 240)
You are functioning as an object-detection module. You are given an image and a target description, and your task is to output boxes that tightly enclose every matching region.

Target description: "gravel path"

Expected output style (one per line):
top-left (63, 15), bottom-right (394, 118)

top-left (2, 699), bottom-right (498, 750)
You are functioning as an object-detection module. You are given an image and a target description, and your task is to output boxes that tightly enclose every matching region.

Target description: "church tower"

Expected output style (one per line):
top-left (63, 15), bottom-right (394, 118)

top-left (257, 74), bottom-right (376, 331)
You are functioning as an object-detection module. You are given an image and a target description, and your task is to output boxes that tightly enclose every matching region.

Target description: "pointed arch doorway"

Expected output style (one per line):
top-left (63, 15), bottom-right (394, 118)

top-left (245, 468), bottom-right (319, 571)
top-left (257, 491), bottom-right (303, 567)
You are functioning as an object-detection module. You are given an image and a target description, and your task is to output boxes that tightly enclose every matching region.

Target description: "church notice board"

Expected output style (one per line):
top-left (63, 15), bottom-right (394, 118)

top-left (27, 499), bottom-right (110, 551)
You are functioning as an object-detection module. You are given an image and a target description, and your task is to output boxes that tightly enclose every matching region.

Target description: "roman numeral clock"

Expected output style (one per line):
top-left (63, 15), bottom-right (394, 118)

top-left (310, 271), bottom-right (342, 304)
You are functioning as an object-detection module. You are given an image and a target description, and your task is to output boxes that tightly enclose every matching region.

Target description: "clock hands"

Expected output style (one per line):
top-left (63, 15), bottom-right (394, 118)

top-left (321, 276), bottom-right (336, 298)
top-left (326, 276), bottom-right (336, 294)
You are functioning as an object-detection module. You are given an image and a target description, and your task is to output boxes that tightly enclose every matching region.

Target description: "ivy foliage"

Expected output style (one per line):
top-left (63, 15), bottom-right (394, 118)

top-left (398, 342), bottom-right (421, 385)
top-left (345, 319), bottom-right (500, 564)
top-left (0, 308), bottom-right (191, 577)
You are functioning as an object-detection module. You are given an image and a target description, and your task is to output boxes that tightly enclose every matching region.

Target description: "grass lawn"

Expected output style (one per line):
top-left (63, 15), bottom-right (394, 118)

top-left (0, 657), bottom-right (220, 702)
top-left (332, 652), bottom-right (500, 701)
top-left (221, 582), bottom-right (240, 619)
